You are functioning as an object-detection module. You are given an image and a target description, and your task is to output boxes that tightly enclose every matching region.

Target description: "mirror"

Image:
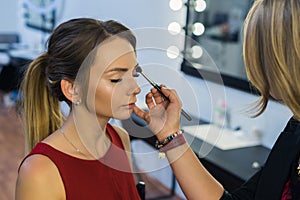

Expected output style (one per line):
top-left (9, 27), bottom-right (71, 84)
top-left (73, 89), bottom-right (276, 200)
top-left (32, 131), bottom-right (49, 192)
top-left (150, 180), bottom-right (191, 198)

top-left (181, 0), bottom-right (254, 92)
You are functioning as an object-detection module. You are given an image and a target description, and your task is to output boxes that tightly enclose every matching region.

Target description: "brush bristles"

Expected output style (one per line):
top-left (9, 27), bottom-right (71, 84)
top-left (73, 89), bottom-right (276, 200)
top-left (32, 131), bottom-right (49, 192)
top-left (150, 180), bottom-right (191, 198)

top-left (135, 65), bottom-right (142, 73)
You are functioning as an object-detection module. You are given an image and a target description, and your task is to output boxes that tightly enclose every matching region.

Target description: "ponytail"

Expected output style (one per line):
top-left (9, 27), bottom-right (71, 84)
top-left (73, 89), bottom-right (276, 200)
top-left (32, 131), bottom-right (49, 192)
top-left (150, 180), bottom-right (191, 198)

top-left (20, 53), bottom-right (62, 153)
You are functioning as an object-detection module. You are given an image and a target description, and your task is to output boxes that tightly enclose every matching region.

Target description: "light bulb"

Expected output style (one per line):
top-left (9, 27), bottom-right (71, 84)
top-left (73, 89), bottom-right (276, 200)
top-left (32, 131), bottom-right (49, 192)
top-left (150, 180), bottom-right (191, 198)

top-left (195, 0), bottom-right (206, 12)
top-left (191, 45), bottom-right (203, 58)
top-left (167, 46), bottom-right (180, 59)
top-left (193, 22), bottom-right (205, 36)
top-left (169, 0), bottom-right (183, 11)
top-left (168, 22), bottom-right (182, 35)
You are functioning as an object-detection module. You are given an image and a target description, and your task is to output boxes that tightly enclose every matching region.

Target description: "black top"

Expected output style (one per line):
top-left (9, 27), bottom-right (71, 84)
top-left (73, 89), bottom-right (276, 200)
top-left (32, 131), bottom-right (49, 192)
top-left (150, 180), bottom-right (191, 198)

top-left (221, 117), bottom-right (300, 200)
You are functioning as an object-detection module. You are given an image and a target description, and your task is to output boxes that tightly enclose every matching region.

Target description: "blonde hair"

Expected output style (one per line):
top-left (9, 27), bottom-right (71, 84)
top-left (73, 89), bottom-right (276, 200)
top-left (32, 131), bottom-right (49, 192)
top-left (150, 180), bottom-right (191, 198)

top-left (19, 18), bottom-right (136, 153)
top-left (21, 53), bottom-right (62, 153)
top-left (243, 0), bottom-right (300, 119)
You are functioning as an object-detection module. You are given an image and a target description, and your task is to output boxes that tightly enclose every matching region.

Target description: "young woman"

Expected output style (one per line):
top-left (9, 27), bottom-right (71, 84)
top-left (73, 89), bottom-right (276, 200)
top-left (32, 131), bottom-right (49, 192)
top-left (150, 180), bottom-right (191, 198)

top-left (134, 0), bottom-right (300, 199)
top-left (16, 18), bottom-right (143, 200)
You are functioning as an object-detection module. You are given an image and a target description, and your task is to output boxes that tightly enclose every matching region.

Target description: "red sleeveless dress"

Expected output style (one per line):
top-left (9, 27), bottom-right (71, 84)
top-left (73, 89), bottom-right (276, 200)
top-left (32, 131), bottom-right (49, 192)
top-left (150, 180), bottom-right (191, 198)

top-left (20, 124), bottom-right (141, 200)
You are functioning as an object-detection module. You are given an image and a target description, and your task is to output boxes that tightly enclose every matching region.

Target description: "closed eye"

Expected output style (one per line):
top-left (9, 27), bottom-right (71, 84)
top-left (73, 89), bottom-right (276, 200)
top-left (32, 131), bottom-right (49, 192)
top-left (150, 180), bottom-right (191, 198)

top-left (110, 79), bottom-right (122, 83)
top-left (108, 64), bottom-right (140, 83)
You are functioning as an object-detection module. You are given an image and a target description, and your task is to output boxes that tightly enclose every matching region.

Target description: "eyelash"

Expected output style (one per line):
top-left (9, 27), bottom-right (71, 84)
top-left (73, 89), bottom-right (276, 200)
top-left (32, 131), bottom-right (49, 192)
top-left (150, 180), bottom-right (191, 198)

top-left (110, 79), bottom-right (122, 83)
top-left (110, 72), bottom-right (139, 83)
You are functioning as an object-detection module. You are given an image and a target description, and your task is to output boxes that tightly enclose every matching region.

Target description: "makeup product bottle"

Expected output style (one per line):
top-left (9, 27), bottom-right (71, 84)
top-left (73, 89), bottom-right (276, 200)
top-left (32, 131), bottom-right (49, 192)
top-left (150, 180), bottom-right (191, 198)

top-left (213, 100), bottom-right (230, 129)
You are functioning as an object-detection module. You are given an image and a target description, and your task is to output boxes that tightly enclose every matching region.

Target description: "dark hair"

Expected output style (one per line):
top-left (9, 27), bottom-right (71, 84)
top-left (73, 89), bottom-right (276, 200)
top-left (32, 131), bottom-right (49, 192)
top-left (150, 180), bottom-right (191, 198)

top-left (20, 18), bottom-right (136, 152)
top-left (47, 18), bottom-right (136, 103)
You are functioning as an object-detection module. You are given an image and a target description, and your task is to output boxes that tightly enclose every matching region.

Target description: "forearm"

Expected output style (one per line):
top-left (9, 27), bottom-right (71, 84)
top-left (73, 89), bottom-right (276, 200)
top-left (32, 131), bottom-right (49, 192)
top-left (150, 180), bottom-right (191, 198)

top-left (166, 143), bottom-right (224, 200)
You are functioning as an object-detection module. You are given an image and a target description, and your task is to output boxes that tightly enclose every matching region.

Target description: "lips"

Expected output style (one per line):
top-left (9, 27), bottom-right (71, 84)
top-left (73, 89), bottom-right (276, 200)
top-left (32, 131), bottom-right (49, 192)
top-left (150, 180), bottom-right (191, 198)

top-left (128, 103), bottom-right (136, 109)
top-left (121, 102), bottom-right (136, 109)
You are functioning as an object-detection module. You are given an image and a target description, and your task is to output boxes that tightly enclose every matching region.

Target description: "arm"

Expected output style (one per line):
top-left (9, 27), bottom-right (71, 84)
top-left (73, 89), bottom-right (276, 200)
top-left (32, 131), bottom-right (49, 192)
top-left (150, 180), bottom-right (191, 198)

top-left (16, 154), bottom-right (65, 200)
top-left (134, 87), bottom-right (263, 199)
top-left (167, 143), bottom-right (224, 200)
top-left (133, 87), bottom-right (224, 200)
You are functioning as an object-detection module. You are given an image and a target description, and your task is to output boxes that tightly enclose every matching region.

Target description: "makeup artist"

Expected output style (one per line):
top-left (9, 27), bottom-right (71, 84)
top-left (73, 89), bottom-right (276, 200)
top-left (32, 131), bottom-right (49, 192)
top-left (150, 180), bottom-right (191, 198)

top-left (134, 0), bottom-right (300, 199)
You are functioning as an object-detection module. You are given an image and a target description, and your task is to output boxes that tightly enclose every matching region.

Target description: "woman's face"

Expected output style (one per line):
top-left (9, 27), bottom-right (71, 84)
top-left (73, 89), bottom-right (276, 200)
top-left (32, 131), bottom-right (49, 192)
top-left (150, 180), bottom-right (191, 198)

top-left (87, 37), bottom-right (141, 120)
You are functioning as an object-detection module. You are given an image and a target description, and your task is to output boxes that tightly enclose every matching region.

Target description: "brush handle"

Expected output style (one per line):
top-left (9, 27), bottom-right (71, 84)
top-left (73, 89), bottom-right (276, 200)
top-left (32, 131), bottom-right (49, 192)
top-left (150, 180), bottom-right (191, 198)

top-left (153, 84), bottom-right (192, 121)
top-left (139, 70), bottom-right (192, 121)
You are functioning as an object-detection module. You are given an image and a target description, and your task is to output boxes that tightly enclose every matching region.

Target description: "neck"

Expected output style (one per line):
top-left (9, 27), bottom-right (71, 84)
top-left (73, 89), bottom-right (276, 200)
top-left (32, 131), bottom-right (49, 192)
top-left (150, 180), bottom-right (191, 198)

top-left (62, 109), bottom-right (112, 159)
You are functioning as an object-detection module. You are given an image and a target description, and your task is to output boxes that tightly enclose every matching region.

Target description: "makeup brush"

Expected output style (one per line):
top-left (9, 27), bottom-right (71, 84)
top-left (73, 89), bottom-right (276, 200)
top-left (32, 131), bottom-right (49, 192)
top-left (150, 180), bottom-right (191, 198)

top-left (136, 66), bottom-right (192, 121)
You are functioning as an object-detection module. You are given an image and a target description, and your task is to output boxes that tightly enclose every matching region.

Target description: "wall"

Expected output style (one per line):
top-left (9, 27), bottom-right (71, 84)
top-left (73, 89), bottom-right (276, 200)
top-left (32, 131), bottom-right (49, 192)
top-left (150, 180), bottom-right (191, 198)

top-left (0, 0), bottom-right (20, 32)
top-left (9, 0), bottom-right (293, 198)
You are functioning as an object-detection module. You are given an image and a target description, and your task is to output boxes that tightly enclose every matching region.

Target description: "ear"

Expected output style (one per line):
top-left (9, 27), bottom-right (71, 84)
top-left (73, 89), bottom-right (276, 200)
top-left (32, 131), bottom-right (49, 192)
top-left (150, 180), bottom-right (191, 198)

top-left (61, 79), bottom-right (80, 104)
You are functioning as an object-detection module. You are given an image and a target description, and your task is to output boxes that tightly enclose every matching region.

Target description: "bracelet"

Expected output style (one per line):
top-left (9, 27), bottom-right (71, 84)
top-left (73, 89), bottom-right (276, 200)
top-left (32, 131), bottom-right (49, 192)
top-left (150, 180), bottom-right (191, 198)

top-left (155, 129), bottom-right (184, 150)
top-left (159, 134), bottom-right (186, 153)
top-left (156, 130), bottom-right (186, 159)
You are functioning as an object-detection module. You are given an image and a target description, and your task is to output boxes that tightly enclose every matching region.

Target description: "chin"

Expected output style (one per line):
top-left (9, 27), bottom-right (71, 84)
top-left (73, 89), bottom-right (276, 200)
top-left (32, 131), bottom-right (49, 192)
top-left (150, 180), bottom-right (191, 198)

top-left (112, 110), bottom-right (133, 120)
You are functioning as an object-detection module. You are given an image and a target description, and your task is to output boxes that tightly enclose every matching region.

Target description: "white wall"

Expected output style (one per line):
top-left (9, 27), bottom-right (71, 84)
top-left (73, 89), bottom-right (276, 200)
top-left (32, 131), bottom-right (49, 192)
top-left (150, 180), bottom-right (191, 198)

top-left (0, 0), bottom-right (20, 32)
top-left (6, 0), bottom-right (293, 198)
top-left (18, 0), bottom-right (186, 50)
top-left (60, 0), bottom-right (175, 28)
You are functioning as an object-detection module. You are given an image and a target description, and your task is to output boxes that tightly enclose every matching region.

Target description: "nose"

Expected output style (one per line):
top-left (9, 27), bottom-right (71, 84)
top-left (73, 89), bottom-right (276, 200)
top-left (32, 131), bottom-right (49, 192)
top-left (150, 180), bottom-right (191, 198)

top-left (127, 78), bottom-right (141, 96)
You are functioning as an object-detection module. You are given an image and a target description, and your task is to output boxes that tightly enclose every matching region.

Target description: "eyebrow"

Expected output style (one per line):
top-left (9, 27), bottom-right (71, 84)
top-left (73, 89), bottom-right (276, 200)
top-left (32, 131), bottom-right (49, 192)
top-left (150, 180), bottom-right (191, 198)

top-left (105, 64), bottom-right (139, 73)
top-left (105, 68), bottom-right (128, 73)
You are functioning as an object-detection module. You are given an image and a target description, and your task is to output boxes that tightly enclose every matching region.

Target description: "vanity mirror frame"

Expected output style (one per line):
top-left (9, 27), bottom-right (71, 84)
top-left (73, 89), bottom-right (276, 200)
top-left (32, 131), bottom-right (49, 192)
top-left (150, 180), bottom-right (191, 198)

top-left (180, 0), bottom-right (255, 93)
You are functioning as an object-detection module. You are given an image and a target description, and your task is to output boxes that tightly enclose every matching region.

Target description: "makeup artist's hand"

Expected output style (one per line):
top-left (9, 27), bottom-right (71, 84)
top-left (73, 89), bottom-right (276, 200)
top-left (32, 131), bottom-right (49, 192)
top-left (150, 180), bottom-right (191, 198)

top-left (133, 85), bottom-right (182, 141)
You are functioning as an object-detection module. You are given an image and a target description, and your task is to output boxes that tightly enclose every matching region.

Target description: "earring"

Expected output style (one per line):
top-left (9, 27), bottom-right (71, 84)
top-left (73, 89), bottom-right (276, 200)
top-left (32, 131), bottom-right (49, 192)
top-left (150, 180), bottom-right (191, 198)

top-left (75, 99), bottom-right (81, 106)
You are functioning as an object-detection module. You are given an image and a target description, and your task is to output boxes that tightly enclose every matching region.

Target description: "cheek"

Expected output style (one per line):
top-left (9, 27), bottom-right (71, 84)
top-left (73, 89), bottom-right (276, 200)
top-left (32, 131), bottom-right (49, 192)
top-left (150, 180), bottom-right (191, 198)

top-left (94, 83), bottom-right (113, 107)
top-left (92, 80), bottom-right (131, 113)
top-left (93, 82), bottom-right (124, 112)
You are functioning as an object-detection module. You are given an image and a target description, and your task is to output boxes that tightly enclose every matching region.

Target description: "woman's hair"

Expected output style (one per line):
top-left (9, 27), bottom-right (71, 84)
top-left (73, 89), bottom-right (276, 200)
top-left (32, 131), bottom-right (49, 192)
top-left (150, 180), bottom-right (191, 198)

top-left (20, 18), bottom-right (136, 153)
top-left (243, 0), bottom-right (300, 119)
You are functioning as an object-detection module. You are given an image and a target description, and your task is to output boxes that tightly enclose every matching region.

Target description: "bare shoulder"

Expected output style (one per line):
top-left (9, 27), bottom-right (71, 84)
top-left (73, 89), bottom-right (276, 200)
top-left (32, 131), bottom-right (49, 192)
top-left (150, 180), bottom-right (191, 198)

top-left (112, 125), bottom-right (131, 151)
top-left (16, 154), bottom-right (64, 200)
top-left (18, 154), bottom-right (57, 179)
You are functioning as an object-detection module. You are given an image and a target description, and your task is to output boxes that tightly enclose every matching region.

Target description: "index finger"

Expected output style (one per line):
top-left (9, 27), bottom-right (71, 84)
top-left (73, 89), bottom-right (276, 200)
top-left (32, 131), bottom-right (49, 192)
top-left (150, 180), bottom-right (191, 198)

top-left (160, 87), bottom-right (181, 105)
